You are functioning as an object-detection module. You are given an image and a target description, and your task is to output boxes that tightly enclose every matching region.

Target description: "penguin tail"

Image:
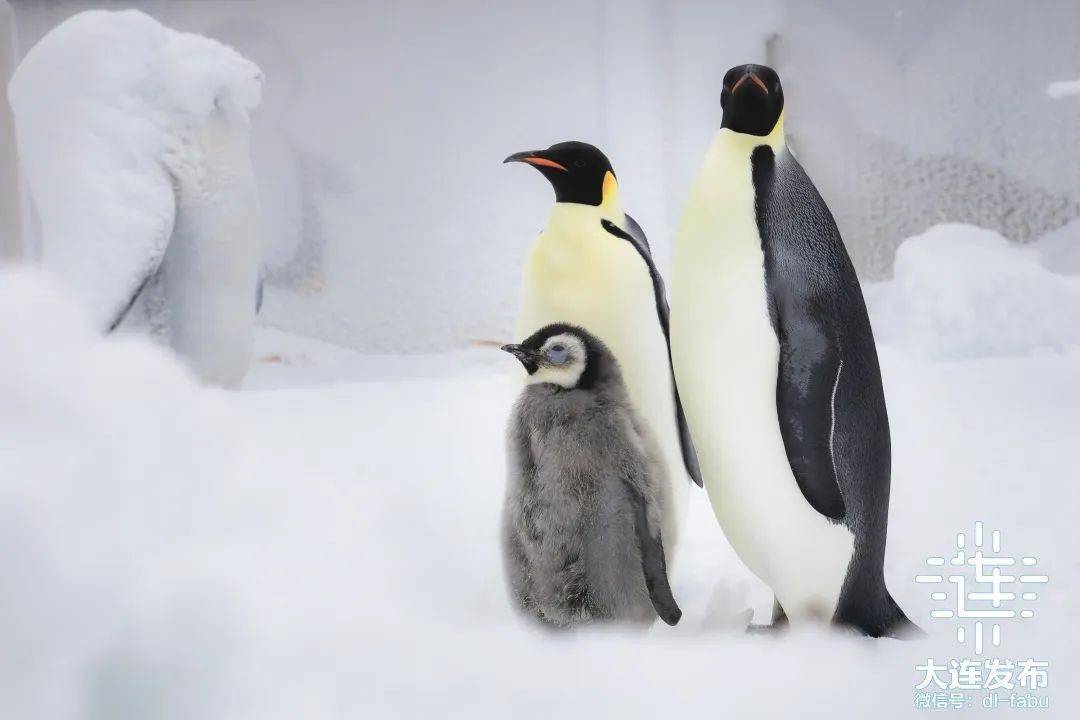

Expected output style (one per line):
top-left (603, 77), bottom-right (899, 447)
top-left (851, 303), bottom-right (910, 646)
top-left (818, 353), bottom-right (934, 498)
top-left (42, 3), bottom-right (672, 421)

top-left (881, 592), bottom-right (925, 640)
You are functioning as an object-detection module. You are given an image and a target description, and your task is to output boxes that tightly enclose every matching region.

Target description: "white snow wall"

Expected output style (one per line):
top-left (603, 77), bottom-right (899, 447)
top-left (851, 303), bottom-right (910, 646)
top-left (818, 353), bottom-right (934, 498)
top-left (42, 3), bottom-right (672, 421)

top-left (0, 0), bottom-right (21, 259)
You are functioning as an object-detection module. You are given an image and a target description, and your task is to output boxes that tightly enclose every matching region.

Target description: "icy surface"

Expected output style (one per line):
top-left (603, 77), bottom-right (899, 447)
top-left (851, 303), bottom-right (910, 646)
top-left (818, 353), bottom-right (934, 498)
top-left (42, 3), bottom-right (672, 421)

top-left (2, 232), bottom-right (1078, 717)
top-left (7, 9), bottom-right (262, 331)
top-left (868, 224), bottom-right (1080, 359)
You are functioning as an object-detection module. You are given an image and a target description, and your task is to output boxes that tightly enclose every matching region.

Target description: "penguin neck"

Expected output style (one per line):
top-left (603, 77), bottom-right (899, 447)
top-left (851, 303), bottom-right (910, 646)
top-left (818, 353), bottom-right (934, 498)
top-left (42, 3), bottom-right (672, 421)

top-left (545, 171), bottom-right (624, 233)
top-left (712, 111), bottom-right (786, 158)
top-left (672, 112), bottom-right (788, 267)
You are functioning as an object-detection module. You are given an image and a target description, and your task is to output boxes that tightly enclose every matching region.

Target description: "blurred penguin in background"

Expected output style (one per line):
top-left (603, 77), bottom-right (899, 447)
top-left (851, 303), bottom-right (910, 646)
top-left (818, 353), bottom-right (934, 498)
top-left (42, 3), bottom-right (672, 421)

top-left (669, 64), bottom-right (917, 637)
top-left (505, 142), bottom-right (701, 562)
top-left (8, 10), bottom-right (265, 389)
top-left (501, 324), bottom-right (681, 629)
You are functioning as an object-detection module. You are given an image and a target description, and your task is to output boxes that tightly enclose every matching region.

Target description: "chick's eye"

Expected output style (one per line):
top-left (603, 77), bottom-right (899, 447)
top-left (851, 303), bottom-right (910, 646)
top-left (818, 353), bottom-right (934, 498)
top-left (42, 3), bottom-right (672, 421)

top-left (547, 344), bottom-right (569, 364)
top-left (574, 159), bottom-right (586, 168)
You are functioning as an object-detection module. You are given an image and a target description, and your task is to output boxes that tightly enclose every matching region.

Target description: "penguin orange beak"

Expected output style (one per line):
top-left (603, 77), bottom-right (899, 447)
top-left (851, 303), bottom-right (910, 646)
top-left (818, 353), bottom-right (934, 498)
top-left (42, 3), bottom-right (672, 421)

top-left (503, 150), bottom-right (568, 172)
top-left (732, 72), bottom-right (769, 95)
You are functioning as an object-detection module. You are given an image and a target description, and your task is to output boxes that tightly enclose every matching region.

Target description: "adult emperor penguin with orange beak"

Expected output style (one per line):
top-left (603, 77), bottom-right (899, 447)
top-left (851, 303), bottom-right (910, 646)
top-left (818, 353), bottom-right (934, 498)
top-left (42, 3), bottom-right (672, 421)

top-left (669, 65), bottom-right (916, 636)
top-left (506, 142), bottom-right (701, 556)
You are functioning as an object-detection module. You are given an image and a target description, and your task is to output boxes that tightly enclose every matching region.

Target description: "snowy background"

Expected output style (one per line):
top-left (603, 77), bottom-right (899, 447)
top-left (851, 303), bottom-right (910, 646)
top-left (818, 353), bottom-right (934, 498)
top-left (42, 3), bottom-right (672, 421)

top-left (9, 0), bottom-right (1080, 352)
top-left (2, 1), bottom-right (1079, 718)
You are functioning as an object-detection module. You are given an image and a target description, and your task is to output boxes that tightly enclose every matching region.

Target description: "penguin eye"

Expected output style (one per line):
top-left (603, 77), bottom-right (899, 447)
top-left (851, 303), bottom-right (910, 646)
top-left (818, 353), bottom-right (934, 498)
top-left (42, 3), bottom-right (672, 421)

top-left (547, 344), bottom-right (569, 364)
top-left (573, 159), bottom-right (586, 168)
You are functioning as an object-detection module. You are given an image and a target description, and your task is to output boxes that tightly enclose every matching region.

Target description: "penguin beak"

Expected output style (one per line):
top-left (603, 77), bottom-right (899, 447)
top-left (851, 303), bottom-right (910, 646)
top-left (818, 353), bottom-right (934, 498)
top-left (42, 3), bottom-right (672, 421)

top-left (732, 71), bottom-right (769, 95)
top-left (501, 344), bottom-right (541, 373)
top-left (503, 150), bottom-right (568, 172)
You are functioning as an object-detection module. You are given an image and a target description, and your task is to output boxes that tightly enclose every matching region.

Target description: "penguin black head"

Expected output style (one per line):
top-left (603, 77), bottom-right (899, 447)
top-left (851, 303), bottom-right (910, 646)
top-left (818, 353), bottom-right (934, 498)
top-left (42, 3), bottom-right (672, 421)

top-left (501, 324), bottom-right (611, 390)
top-left (504, 141), bottom-right (615, 206)
top-left (720, 64), bottom-right (784, 137)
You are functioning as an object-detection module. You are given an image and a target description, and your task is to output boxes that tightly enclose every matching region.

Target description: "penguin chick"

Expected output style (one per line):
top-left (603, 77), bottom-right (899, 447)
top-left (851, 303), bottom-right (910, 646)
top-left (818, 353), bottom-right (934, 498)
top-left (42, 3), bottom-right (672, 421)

top-left (501, 323), bottom-right (682, 629)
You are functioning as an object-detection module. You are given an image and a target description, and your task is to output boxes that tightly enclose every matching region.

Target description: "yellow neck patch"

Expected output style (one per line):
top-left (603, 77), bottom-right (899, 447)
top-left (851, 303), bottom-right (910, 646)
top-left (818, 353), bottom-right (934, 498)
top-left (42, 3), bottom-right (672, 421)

top-left (723, 109), bottom-right (787, 154)
top-left (766, 110), bottom-right (786, 147)
top-left (601, 171), bottom-right (620, 211)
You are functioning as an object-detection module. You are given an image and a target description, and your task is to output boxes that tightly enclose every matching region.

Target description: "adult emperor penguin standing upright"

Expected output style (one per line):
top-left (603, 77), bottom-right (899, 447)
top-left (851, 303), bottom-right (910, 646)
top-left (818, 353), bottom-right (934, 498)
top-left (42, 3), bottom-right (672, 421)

top-left (669, 65), bottom-right (916, 636)
top-left (505, 142), bottom-right (701, 555)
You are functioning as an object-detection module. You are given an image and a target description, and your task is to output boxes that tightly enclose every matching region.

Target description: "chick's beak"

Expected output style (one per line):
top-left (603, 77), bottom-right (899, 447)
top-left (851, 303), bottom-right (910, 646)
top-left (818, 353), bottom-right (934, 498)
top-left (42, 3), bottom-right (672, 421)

top-left (500, 343), bottom-right (531, 361)
top-left (503, 150), bottom-right (568, 172)
top-left (501, 344), bottom-right (541, 373)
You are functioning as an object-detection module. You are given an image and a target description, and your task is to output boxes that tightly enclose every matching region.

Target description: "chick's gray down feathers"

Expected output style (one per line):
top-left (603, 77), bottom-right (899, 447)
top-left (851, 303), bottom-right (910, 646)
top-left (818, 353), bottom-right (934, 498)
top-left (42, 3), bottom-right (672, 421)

top-left (502, 333), bottom-right (681, 628)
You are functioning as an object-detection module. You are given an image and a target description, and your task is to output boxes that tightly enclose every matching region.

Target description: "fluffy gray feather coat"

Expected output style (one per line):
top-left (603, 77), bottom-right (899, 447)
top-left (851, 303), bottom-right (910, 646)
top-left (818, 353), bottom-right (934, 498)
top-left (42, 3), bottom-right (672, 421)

top-left (501, 328), bottom-right (681, 628)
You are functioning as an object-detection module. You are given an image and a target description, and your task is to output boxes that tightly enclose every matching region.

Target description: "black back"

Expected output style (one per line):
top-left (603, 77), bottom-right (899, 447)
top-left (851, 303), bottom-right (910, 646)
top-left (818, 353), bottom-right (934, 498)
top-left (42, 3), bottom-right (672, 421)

top-left (751, 145), bottom-right (915, 636)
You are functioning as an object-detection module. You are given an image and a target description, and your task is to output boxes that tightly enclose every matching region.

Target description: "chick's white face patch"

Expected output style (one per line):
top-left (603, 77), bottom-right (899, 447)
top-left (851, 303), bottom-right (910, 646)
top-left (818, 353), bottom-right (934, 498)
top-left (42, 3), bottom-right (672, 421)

top-left (528, 334), bottom-right (587, 388)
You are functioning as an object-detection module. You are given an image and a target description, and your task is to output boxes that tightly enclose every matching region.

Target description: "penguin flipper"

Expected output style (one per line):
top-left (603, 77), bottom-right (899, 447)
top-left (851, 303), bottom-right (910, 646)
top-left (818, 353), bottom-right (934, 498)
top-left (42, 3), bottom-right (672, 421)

top-left (620, 472), bottom-right (681, 626)
top-left (751, 147), bottom-right (848, 520)
top-left (672, 388), bottom-right (703, 486)
top-left (775, 316), bottom-right (847, 521)
top-left (602, 217), bottom-right (703, 486)
top-left (620, 213), bottom-right (651, 253)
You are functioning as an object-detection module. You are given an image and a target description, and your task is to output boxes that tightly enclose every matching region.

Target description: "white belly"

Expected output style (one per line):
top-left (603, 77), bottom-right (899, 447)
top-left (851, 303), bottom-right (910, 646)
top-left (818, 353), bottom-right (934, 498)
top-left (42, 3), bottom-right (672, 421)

top-left (517, 205), bottom-right (689, 555)
top-left (162, 102), bottom-right (261, 388)
top-left (669, 130), bottom-right (853, 621)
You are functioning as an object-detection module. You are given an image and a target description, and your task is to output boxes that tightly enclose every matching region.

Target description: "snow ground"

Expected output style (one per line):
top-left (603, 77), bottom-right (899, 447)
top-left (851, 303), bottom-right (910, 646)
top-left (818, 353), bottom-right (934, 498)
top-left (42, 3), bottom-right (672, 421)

top-left (3, 223), bottom-right (1079, 719)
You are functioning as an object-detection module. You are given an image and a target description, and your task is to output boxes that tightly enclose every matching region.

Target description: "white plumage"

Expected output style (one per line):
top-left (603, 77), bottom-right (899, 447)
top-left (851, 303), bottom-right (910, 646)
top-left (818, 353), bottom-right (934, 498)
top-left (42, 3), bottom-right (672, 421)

top-left (670, 125), bottom-right (854, 622)
top-left (518, 192), bottom-right (690, 556)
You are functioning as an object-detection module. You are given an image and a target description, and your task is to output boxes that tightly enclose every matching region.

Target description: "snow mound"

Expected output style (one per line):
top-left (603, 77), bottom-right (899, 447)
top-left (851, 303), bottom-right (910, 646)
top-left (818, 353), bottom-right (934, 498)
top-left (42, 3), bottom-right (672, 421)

top-left (1046, 78), bottom-right (1080, 99)
top-left (3, 264), bottom-right (1077, 717)
top-left (868, 224), bottom-right (1080, 359)
top-left (7, 9), bottom-right (262, 331)
top-left (1035, 217), bottom-right (1080, 276)
top-left (0, 265), bottom-right (247, 719)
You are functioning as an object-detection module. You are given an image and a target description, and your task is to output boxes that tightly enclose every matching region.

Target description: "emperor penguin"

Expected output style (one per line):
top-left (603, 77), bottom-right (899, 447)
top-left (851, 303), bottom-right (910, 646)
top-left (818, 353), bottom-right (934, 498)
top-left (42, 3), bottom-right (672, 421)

top-left (505, 142), bottom-right (701, 557)
top-left (669, 65), bottom-right (916, 637)
top-left (501, 323), bottom-right (681, 628)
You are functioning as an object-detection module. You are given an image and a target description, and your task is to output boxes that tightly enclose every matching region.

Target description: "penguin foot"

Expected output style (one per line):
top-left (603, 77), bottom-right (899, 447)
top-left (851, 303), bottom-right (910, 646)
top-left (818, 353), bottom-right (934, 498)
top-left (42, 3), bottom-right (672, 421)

top-left (745, 621), bottom-right (789, 636)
